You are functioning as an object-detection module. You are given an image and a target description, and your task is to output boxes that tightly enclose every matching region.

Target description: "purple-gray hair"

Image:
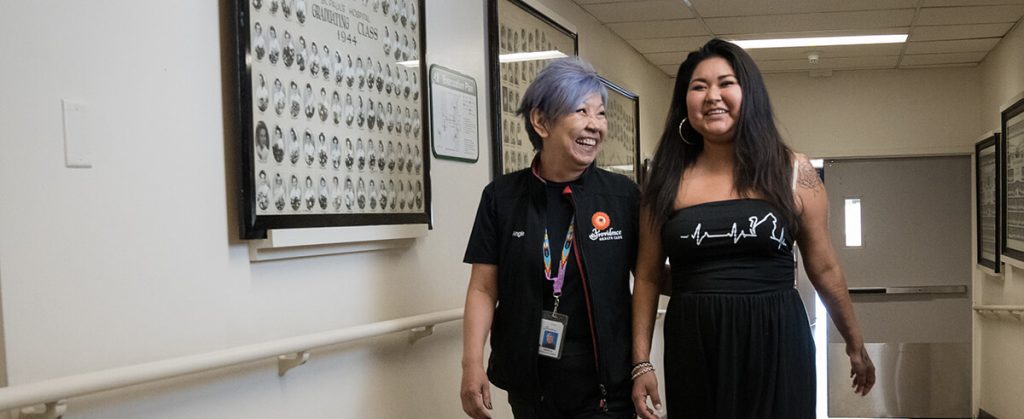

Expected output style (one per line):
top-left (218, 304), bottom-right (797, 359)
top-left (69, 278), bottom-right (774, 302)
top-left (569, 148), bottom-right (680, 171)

top-left (515, 57), bottom-right (607, 150)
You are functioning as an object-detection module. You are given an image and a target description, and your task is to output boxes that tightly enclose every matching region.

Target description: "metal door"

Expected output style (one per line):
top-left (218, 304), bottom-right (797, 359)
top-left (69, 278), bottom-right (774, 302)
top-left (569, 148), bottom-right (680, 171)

top-left (823, 156), bottom-right (971, 418)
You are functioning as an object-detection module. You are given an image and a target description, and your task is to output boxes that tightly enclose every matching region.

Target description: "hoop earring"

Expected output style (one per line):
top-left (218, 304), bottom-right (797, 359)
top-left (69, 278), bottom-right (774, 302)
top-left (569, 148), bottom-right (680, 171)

top-left (678, 118), bottom-right (696, 146)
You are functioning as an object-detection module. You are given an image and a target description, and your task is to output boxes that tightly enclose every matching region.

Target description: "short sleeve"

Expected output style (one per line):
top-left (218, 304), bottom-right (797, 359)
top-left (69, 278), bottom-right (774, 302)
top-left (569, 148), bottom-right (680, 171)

top-left (463, 185), bottom-right (499, 264)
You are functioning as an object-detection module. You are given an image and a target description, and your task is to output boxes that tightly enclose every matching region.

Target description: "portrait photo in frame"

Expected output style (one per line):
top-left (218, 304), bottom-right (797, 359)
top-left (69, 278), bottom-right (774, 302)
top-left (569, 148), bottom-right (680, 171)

top-left (976, 133), bottom-right (1000, 273)
top-left (595, 77), bottom-right (640, 182)
top-left (487, 0), bottom-right (578, 178)
top-left (1001, 96), bottom-right (1024, 262)
top-left (233, 0), bottom-right (431, 240)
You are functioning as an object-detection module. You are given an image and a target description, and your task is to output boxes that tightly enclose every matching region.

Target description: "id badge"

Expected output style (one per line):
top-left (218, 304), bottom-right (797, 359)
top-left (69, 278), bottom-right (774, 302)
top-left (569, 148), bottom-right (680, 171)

top-left (538, 310), bottom-right (569, 359)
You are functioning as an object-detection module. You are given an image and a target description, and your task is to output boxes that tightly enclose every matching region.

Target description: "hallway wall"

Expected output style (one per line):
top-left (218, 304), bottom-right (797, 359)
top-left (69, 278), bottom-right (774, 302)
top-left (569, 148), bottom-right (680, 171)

top-left (975, 19), bottom-right (1024, 419)
top-left (0, 0), bottom-right (669, 418)
top-left (766, 67), bottom-right (981, 158)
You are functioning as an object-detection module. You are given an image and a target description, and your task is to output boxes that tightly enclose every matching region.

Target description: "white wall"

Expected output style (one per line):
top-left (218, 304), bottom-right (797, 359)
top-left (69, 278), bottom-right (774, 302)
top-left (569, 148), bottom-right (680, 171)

top-left (0, 1), bottom-right (669, 418)
top-left (975, 19), bottom-right (1024, 419)
top-left (766, 67), bottom-right (981, 158)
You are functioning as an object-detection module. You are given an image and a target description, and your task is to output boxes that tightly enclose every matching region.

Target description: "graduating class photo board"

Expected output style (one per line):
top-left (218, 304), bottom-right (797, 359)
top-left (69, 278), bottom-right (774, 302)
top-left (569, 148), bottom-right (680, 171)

top-left (234, 0), bottom-right (431, 239)
top-left (1003, 97), bottom-right (1024, 262)
top-left (487, 0), bottom-right (578, 177)
top-left (976, 133), bottom-right (1000, 272)
top-left (596, 77), bottom-right (640, 182)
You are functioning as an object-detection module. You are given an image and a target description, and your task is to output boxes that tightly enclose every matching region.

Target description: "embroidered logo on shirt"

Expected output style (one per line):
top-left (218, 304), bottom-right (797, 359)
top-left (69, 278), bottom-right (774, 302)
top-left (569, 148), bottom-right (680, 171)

top-left (588, 211), bottom-right (623, 241)
top-left (591, 212), bottom-right (610, 231)
top-left (512, 231), bottom-right (525, 238)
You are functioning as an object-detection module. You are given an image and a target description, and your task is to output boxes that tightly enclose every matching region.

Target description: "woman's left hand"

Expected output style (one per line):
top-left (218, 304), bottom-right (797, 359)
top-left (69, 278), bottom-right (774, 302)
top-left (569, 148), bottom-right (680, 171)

top-left (847, 344), bottom-right (875, 396)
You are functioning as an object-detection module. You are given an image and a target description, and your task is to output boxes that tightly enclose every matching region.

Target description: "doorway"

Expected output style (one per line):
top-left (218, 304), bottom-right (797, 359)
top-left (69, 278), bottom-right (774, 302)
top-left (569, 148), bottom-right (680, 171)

top-left (811, 156), bottom-right (972, 418)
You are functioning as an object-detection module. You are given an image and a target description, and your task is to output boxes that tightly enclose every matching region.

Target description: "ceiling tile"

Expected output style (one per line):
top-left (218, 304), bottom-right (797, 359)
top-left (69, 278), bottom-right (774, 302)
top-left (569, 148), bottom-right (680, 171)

top-left (607, 19), bottom-right (708, 39)
top-left (583, 1), bottom-right (693, 23)
top-left (744, 44), bottom-right (904, 61)
top-left (659, 64), bottom-right (679, 76)
top-left (644, 51), bottom-right (689, 66)
top-left (916, 5), bottom-right (1024, 25)
top-left (691, 0), bottom-right (916, 18)
top-left (903, 37), bottom-right (1000, 54)
top-left (899, 51), bottom-right (987, 65)
top-left (909, 23), bottom-right (1014, 41)
top-left (755, 55), bottom-right (898, 72)
top-left (628, 36), bottom-right (711, 53)
top-left (704, 10), bottom-right (915, 35)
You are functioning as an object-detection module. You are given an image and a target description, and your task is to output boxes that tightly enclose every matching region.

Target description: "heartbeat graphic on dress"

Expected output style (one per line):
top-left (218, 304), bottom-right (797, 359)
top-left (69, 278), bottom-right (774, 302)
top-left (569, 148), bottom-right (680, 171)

top-left (683, 212), bottom-right (788, 249)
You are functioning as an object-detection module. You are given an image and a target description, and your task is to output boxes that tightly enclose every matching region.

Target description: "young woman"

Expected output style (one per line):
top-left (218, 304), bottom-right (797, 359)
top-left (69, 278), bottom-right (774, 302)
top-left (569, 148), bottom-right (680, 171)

top-left (631, 39), bottom-right (875, 419)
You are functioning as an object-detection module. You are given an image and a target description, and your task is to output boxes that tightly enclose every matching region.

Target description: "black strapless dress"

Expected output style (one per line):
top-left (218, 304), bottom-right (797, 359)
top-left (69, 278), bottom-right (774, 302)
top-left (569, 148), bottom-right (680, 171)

top-left (661, 199), bottom-right (815, 419)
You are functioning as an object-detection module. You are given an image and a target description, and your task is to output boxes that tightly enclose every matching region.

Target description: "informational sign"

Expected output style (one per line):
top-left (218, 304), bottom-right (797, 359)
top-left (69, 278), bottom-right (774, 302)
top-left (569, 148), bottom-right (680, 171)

top-left (429, 65), bottom-right (479, 162)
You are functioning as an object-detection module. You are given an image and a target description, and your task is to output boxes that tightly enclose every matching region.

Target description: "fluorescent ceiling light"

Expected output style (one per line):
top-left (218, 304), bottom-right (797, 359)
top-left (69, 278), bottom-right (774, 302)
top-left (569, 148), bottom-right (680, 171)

top-left (499, 50), bottom-right (567, 63)
top-left (729, 34), bottom-right (908, 50)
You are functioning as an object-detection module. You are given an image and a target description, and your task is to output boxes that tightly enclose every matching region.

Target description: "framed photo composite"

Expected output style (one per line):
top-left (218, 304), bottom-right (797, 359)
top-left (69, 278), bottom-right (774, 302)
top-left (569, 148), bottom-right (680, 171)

top-left (976, 133), bottom-right (999, 272)
top-left (487, 0), bottom-right (578, 178)
top-left (596, 77), bottom-right (640, 182)
top-left (234, 0), bottom-right (431, 239)
top-left (1002, 97), bottom-right (1024, 262)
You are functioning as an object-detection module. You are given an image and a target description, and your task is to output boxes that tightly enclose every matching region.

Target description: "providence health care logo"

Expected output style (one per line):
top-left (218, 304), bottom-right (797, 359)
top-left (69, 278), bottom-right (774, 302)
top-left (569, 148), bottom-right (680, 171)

top-left (588, 211), bottom-right (623, 242)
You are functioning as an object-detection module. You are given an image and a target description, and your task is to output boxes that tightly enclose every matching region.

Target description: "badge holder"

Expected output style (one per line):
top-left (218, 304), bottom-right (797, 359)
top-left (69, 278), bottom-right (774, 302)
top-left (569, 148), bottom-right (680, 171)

top-left (539, 309), bottom-right (568, 359)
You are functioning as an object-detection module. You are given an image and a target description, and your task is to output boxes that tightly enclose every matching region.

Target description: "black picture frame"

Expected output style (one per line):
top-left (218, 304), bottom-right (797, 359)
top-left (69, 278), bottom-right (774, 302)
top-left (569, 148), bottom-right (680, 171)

top-left (976, 133), bottom-right (1000, 272)
top-left (233, 0), bottom-right (432, 240)
top-left (487, 0), bottom-right (578, 178)
top-left (596, 77), bottom-right (640, 182)
top-left (1001, 97), bottom-right (1024, 262)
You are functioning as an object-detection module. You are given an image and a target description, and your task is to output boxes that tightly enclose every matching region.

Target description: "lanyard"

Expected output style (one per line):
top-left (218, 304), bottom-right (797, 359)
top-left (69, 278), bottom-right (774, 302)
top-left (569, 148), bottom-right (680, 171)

top-left (543, 217), bottom-right (575, 312)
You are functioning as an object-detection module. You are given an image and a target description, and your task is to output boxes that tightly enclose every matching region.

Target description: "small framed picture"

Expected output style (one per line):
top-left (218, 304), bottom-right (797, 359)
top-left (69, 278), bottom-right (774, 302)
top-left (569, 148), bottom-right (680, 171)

top-left (1001, 96), bottom-right (1024, 262)
top-left (487, 0), bottom-right (578, 177)
top-left (976, 133), bottom-right (1000, 272)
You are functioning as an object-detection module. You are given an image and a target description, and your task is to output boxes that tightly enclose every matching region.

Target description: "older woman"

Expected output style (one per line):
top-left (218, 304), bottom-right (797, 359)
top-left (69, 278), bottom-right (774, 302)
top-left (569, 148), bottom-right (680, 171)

top-left (630, 39), bottom-right (875, 419)
top-left (461, 58), bottom-right (639, 419)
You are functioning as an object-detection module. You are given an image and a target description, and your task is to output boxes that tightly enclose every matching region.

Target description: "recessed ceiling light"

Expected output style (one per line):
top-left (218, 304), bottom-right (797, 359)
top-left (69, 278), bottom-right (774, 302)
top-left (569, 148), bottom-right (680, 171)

top-left (729, 34), bottom-right (908, 49)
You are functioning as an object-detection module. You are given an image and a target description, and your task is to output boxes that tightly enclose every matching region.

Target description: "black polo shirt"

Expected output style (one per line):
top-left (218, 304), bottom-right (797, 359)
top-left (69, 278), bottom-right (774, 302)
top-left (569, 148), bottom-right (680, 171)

top-left (464, 163), bottom-right (639, 400)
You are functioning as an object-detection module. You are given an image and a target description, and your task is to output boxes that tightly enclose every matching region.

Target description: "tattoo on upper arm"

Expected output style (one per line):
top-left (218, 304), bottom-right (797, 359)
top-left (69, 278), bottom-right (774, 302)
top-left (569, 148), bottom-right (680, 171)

top-left (797, 161), bottom-right (823, 195)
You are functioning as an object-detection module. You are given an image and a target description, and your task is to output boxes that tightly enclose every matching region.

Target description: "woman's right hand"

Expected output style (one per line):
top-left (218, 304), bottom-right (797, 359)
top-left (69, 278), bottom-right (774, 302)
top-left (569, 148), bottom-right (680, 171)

top-left (631, 372), bottom-right (663, 419)
top-left (460, 365), bottom-right (492, 419)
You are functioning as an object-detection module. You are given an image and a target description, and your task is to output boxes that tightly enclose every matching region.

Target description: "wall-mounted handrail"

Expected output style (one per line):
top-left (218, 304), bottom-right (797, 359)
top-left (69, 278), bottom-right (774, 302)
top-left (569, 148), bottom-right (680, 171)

top-left (0, 306), bottom-right (673, 415)
top-left (0, 308), bottom-right (463, 413)
top-left (973, 305), bottom-right (1024, 321)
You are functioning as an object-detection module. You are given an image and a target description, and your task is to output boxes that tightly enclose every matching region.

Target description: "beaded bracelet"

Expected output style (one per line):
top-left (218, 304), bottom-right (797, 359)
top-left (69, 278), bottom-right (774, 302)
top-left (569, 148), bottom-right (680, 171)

top-left (631, 365), bottom-right (655, 380)
top-left (631, 361), bottom-right (655, 380)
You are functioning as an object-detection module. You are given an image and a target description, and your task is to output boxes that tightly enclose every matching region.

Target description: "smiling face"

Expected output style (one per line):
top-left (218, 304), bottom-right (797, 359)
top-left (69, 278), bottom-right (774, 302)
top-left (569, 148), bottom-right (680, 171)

top-left (686, 56), bottom-right (742, 144)
top-left (534, 92), bottom-right (607, 173)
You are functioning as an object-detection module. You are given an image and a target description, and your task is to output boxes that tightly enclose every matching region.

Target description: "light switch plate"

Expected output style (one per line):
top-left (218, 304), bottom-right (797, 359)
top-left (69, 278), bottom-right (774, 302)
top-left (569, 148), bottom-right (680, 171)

top-left (62, 99), bottom-right (92, 168)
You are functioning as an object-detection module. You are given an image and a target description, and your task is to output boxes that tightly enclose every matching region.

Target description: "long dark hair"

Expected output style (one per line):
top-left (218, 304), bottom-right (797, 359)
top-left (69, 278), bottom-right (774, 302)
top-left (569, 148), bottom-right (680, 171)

top-left (641, 38), bottom-right (799, 234)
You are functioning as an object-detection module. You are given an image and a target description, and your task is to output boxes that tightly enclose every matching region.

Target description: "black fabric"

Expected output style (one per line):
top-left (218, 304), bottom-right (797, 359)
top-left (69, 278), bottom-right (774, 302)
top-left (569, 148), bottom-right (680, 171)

top-left (509, 351), bottom-right (634, 419)
top-left (541, 180), bottom-right (589, 346)
top-left (464, 163), bottom-right (640, 403)
top-left (660, 199), bottom-right (815, 419)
